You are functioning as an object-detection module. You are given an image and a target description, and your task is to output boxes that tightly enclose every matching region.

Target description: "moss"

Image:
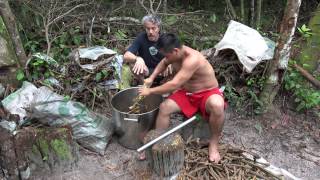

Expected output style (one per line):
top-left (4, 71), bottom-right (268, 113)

top-left (299, 5), bottom-right (320, 71)
top-left (32, 145), bottom-right (38, 154)
top-left (50, 139), bottom-right (71, 160)
top-left (38, 138), bottom-right (49, 161)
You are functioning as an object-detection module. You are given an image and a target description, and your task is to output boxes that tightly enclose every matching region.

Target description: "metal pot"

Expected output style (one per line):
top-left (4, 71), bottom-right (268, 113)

top-left (111, 87), bottom-right (163, 149)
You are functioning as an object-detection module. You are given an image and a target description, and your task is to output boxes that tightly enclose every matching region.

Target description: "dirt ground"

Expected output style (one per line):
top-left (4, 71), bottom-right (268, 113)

top-left (30, 105), bottom-right (320, 180)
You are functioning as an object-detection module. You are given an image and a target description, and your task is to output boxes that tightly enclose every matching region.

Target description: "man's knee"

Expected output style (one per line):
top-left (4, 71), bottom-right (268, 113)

top-left (206, 95), bottom-right (225, 116)
top-left (159, 99), bottom-right (179, 114)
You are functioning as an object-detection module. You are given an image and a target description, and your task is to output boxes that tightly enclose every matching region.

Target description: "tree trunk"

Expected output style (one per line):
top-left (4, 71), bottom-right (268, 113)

top-left (163, 0), bottom-right (167, 13)
top-left (259, 0), bottom-right (301, 112)
top-left (0, 0), bottom-right (27, 67)
top-left (144, 130), bottom-right (185, 177)
top-left (225, 0), bottom-right (237, 20)
top-left (0, 126), bottom-right (79, 179)
top-left (256, 0), bottom-right (262, 28)
top-left (249, 0), bottom-right (255, 27)
top-left (240, 0), bottom-right (245, 22)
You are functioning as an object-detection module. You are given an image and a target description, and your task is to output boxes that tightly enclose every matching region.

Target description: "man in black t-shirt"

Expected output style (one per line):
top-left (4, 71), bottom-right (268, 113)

top-left (124, 15), bottom-right (172, 85)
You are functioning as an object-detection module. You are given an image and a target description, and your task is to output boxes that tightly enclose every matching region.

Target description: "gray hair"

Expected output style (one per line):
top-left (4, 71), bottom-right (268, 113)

top-left (141, 15), bottom-right (161, 26)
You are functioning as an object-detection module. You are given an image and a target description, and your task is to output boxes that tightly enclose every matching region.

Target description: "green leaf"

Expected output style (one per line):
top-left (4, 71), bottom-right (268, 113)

top-left (115, 30), bottom-right (127, 40)
top-left (166, 16), bottom-right (177, 25)
top-left (95, 72), bottom-right (102, 81)
top-left (16, 69), bottom-right (25, 81)
top-left (302, 64), bottom-right (310, 68)
top-left (63, 95), bottom-right (71, 101)
top-left (42, 156), bottom-right (48, 161)
top-left (101, 69), bottom-right (109, 76)
top-left (209, 14), bottom-right (217, 23)
top-left (73, 36), bottom-right (81, 46)
top-left (44, 71), bottom-right (51, 78)
top-left (301, 24), bottom-right (311, 32)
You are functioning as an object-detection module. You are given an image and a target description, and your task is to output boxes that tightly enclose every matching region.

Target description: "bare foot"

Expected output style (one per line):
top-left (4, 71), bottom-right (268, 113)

top-left (208, 143), bottom-right (221, 163)
top-left (138, 151), bottom-right (146, 161)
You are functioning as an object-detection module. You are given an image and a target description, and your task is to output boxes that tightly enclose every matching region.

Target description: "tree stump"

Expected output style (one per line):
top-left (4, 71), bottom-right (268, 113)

top-left (144, 129), bottom-right (185, 177)
top-left (0, 124), bottom-right (79, 179)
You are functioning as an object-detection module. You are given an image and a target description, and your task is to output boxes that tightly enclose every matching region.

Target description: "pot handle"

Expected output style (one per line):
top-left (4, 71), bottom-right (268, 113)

top-left (124, 117), bottom-right (138, 122)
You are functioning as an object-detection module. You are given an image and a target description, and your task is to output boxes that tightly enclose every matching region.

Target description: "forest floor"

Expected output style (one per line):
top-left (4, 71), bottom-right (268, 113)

top-left (29, 102), bottom-right (320, 180)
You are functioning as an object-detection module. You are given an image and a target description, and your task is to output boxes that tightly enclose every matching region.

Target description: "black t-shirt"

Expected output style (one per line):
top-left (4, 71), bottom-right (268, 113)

top-left (127, 32), bottom-right (164, 70)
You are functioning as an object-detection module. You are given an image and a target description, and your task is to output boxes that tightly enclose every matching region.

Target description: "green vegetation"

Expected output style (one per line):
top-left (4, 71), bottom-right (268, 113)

top-left (50, 139), bottom-right (72, 160)
top-left (284, 61), bottom-right (320, 111)
top-left (8, 0), bottom-right (319, 115)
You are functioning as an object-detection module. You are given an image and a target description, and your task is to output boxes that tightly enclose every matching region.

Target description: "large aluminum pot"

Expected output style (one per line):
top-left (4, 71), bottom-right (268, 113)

top-left (111, 87), bottom-right (163, 149)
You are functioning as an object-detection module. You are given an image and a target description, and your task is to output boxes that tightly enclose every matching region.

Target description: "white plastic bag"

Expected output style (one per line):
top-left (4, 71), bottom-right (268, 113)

top-left (214, 20), bottom-right (275, 72)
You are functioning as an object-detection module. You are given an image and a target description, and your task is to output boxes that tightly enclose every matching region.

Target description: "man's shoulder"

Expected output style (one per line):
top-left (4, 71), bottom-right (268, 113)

top-left (136, 32), bottom-right (148, 41)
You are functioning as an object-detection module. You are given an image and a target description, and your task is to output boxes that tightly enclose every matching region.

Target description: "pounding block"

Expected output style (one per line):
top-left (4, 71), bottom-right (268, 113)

top-left (144, 129), bottom-right (185, 177)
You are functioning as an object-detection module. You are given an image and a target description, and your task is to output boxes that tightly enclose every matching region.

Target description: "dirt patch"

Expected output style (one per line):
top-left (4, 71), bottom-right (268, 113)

top-left (222, 107), bottom-right (320, 180)
top-left (30, 106), bottom-right (320, 180)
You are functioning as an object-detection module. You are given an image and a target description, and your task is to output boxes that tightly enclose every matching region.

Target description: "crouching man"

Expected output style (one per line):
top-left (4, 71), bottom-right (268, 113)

top-left (139, 33), bottom-right (225, 163)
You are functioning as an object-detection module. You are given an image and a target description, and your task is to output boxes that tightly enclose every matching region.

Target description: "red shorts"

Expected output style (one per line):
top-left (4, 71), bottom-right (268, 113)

top-left (168, 87), bottom-right (226, 119)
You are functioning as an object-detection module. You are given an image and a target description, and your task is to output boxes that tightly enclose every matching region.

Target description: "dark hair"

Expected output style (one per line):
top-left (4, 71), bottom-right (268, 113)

top-left (156, 33), bottom-right (181, 53)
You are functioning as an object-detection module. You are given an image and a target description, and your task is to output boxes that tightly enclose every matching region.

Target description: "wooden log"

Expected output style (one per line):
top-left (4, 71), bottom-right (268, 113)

top-left (293, 63), bottom-right (320, 89)
top-left (144, 129), bottom-right (185, 177)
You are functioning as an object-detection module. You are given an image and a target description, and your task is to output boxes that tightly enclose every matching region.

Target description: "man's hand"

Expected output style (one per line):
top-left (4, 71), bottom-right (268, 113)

top-left (138, 86), bottom-right (151, 96)
top-left (162, 64), bottom-right (173, 77)
top-left (133, 57), bottom-right (148, 75)
top-left (144, 78), bottom-right (153, 88)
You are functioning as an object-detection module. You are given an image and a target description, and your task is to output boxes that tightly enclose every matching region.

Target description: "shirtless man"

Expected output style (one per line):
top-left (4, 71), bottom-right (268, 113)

top-left (139, 33), bottom-right (225, 163)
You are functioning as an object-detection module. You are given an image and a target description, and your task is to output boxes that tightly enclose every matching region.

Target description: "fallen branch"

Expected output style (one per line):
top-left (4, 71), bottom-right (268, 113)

top-left (100, 17), bottom-right (140, 24)
top-left (293, 63), bottom-right (320, 89)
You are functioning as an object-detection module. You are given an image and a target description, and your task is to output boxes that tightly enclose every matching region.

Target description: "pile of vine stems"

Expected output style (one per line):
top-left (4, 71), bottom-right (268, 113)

top-left (180, 139), bottom-right (281, 180)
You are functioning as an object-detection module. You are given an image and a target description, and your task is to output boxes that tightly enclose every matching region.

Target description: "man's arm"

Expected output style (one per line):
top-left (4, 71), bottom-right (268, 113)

top-left (148, 58), bottom-right (168, 80)
top-left (123, 51), bottom-right (139, 63)
top-left (149, 57), bottom-right (199, 94)
top-left (123, 34), bottom-right (147, 74)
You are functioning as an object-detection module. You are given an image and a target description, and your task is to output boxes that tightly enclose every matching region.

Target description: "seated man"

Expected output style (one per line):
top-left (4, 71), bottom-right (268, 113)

top-left (123, 15), bottom-right (171, 86)
top-left (139, 33), bottom-right (225, 163)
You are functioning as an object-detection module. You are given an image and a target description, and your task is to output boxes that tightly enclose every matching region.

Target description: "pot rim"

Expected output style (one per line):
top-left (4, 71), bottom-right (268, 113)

top-left (111, 87), bottom-right (162, 116)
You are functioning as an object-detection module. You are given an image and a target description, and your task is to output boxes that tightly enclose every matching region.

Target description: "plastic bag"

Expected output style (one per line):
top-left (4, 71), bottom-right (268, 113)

top-left (214, 20), bottom-right (275, 72)
top-left (2, 82), bottom-right (114, 155)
